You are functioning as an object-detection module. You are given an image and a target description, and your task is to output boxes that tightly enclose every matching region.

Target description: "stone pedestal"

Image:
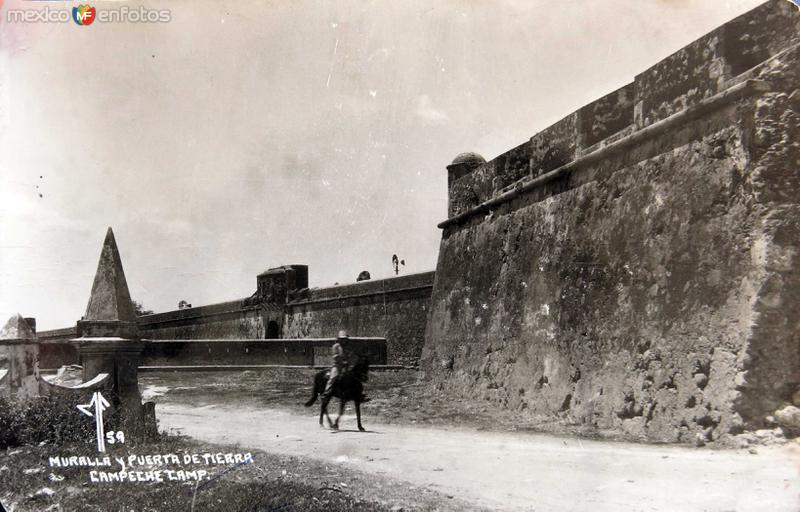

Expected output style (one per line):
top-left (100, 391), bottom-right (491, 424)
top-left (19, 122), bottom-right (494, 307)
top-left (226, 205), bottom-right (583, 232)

top-left (78, 339), bottom-right (148, 436)
top-left (77, 319), bottom-right (139, 339)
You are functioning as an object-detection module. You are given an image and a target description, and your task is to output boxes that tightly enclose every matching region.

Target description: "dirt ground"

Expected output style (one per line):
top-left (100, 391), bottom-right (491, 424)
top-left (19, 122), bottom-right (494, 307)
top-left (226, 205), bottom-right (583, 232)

top-left (140, 369), bottom-right (619, 437)
top-left (141, 369), bottom-right (800, 511)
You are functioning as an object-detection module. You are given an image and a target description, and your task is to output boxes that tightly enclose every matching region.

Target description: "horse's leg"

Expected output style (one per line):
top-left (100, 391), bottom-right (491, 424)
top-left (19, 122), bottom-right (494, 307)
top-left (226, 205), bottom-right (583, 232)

top-left (320, 395), bottom-right (335, 428)
top-left (333, 399), bottom-right (345, 430)
top-left (318, 395), bottom-right (327, 427)
top-left (355, 401), bottom-right (365, 432)
top-left (325, 400), bottom-right (336, 428)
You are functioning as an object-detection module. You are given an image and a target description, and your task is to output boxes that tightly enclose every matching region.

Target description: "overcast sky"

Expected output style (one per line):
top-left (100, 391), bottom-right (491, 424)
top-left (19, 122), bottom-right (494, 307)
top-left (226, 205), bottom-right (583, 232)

top-left (0, 0), bottom-right (768, 330)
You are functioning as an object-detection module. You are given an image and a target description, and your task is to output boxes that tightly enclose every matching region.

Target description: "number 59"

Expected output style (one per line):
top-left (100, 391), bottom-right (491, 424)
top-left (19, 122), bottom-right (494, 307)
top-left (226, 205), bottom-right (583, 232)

top-left (106, 431), bottom-right (125, 444)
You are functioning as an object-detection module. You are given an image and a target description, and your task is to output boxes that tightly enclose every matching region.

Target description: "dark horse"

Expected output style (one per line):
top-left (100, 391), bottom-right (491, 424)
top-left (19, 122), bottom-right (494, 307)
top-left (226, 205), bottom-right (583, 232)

top-left (304, 355), bottom-right (369, 431)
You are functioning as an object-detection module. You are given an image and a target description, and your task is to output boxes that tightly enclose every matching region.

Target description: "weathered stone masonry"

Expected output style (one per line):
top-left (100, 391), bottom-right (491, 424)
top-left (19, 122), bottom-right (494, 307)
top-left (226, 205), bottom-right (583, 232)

top-left (284, 272), bottom-right (435, 366)
top-left (39, 266), bottom-right (434, 367)
top-left (421, 0), bottom-right (800, 443)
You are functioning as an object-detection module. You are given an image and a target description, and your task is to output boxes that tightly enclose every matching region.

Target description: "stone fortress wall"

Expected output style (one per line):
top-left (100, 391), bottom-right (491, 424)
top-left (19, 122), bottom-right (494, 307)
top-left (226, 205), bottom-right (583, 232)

top-left (38, 266), bottom-right (434, 368)
top-left (421, 0), bottom-right (800, 443)
top-left (283, 272), bottom-right (435, 366)
top-left (140, 337), bottom-right (387, 368)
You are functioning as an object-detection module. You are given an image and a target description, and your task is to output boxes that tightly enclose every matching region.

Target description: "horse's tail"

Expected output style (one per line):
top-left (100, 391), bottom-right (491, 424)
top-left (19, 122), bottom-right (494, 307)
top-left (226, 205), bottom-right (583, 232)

top-left (305, 371), bottom-right (325, 407)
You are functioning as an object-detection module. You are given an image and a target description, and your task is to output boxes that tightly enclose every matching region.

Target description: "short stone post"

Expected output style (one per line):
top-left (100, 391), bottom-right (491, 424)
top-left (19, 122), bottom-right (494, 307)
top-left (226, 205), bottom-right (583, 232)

top-left (0, 314), bottom-right (40, 400)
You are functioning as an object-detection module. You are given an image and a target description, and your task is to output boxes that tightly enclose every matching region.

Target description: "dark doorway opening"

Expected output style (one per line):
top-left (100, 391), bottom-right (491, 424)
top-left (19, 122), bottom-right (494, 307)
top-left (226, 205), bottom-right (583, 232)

top-left (267, 320), bottom-right (280, 339)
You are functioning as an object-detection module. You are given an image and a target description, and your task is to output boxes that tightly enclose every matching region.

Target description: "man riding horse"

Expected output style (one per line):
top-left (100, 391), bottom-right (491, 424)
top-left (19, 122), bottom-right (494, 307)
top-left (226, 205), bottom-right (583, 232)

top-left (306, 329), bottom-right (370, 430)
top-left (322, 330), bottom-right (349, 400)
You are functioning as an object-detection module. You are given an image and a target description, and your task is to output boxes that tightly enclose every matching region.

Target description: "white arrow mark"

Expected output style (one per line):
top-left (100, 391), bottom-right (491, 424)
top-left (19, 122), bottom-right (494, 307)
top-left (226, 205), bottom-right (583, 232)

top-left (77, 391), bottom-right (111, 453)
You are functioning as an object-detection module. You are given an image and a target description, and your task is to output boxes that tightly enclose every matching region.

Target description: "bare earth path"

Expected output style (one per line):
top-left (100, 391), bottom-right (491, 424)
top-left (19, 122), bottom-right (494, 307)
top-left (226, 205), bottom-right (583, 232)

top-left (156, 402), bottom-right (800, 512)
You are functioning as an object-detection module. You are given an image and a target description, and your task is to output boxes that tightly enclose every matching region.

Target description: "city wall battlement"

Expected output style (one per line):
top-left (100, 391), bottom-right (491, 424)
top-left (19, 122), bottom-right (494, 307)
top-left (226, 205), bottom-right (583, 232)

top-left (444, 0), bottom-right (800, 224)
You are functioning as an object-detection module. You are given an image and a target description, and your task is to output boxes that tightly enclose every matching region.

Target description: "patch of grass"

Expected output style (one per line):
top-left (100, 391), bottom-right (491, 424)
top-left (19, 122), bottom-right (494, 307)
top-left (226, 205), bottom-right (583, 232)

top-left (1, 439), bottom-right (395, 512)
top-left (0, 379), bottom-right (473, 512)
top-left (0, 395), bottom-right (98, 450)
top-left (60, 477), bottom-right (389, 512)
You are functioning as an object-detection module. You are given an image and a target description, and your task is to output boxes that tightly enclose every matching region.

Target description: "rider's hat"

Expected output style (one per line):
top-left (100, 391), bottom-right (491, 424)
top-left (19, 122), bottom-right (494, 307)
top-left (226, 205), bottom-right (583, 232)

top-left (337, 329), bottom-right (349, 339)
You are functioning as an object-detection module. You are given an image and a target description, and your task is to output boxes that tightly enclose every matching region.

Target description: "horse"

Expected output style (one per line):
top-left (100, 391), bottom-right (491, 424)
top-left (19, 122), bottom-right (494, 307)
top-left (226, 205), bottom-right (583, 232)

top-left (304, 355), bottom-right (369, 431)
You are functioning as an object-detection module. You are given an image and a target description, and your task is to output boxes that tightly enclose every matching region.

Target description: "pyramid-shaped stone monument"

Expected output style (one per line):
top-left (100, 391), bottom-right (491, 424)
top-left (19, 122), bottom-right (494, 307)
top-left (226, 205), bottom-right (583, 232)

top-left (75, 228), bottom-right (154, 437)
top-left (77, 227), bottom-right (139, 338)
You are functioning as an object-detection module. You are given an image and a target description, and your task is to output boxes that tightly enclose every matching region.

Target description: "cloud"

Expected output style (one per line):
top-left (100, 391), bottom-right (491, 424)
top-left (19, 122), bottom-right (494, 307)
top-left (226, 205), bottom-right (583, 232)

top-left (414, 94), bottom-right (449, 124)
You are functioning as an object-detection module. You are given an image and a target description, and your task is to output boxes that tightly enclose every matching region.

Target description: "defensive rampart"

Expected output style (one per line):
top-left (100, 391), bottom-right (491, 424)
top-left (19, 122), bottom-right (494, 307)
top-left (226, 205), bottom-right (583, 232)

top-left (38, 272), bottom-right (433, 368)
top-left (421, 0), bottom-right (800, 443)
top-left (137, 300), bottom-right (267, 340)
top-left (284, 272), bottom-right (435, 366)
top-left (141, 337), bottom-right (387, 367)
